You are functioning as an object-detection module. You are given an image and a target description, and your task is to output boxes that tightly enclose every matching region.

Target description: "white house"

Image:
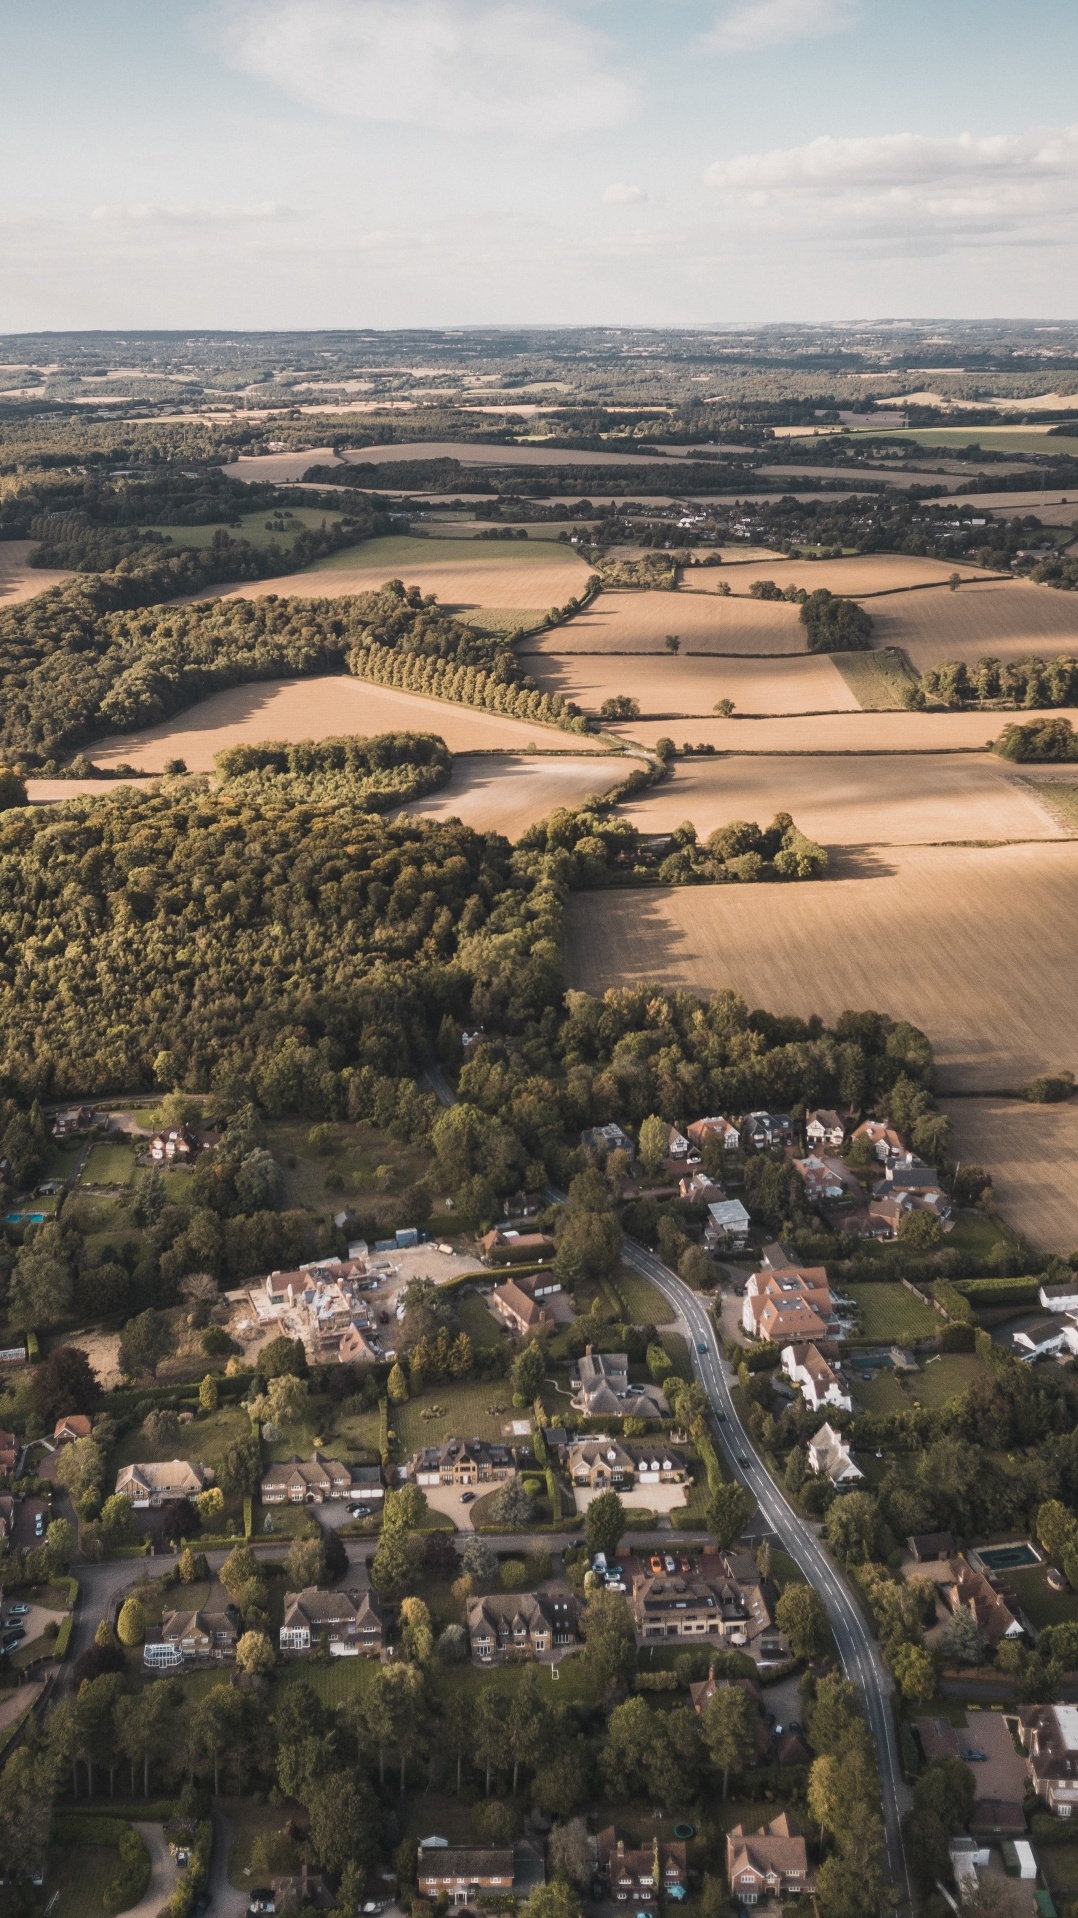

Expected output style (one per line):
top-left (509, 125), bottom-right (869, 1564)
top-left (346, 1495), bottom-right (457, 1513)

top-left (1041, 1280), bottom-right (1078, 1313)
top-left (806, 1110), bottom-right (845, 1150)
top-left (806, 1423), bottom-right (863, 1488)
top-left (782, 1343), bottom-right (852, 1413)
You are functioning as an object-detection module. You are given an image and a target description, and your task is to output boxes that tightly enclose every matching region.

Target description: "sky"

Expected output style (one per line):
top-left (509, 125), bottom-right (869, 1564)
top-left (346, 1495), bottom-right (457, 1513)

top-left (3, 0), bottom-right (1078, 329)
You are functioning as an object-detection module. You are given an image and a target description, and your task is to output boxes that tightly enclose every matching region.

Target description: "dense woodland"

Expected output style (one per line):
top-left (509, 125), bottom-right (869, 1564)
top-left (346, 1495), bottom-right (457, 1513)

top-left (915, 653), bottom-right (1078, 709)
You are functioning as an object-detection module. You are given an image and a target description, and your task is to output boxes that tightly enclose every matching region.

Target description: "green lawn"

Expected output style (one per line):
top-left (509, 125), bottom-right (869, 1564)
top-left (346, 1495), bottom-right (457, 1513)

top-left (276, 1655), bottom-right (381, 1707)
top-left (945, 1210), bottom-right (1014, 1260)
top-left (393, 1378), bottom-right (521, 1453)
top-left (832, 648), bottom-right (919, 710)
top-left (854, 1351), bottom-right (987, 1415)
top-left (431, 1651), bottom-right (597, 1707)
top-left (455, 1291), bottom-right (507, 1351)
top-left (111, 1404), bottom-right (253, 1471)
top-left (659, 1332), bottom-right (694, 1382)
top-left (47, 1841), bottom-right (125, 1918)
top-left (849, 425), bottom-right (1078, 458)
top-left (144, 506), bottom-right (347, 553)
top-left (1007, 1565), bottom-right (1078, 1631)
top-left (613, 1263), bottom-right (677, 1327)
top-left (307, 535), bottom-right (588, 575)
top-left (843, 1281), bottom-right (939, 1342)
top-left (223, 1798), bottom-right (301, 1890)
top-left (80, 1142), bottom-right (136, 1187)
top-left (265, 1117), bottom-right (451, 1229)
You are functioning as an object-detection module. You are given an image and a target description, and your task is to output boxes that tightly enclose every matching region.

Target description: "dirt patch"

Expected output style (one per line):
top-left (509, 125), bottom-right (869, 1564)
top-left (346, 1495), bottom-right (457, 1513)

top-left (403, 754), bottom-right (627, 838)
top-left (872, 579), bottom-right (1078, 670)
top-left (523, 652), bottom-right (858, 717)
top-left (616, 753), bottom-right (1066, 848)
top-left (941, 1099), bottom-right (1078, 1250)
top-left (0, 540), bottom-right (73, 605)
top-left (610, 709), bottom-right (1078, 754)
top-left (541, 591), bottom-right (805, 655)
top-left (72, 1329), bottom-right (123, 1390)
top-left (83, 675), bottom-right (590, 773)
top-left (566, 841), bottom-right (1078, 1094)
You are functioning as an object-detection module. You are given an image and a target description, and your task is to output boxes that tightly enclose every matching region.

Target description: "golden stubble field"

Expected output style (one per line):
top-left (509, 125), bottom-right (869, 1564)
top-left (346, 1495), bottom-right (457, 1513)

top-left (402, 754), bottom-right (627, 839)
top-left (539, 590), bottom-right (806, 654)
top-left (0, 540), bottom-right (73, 604)
top-left (699, 554), bottom-right (1000, 595)
top-left (213, 535), bottom-right (588, 614)
top-left (84, 675), bottom-right (597, 773)
top-left (615, 752), bottom-right (1064, 847)
top-left (524, 651), bottom-right (859, 717)
top-left (566, 841), bottom-right (1078, 1092)
top-left (871, 580), bottom-right (1078, 670)
top-left (941, 1099), bottom-right (1078, 1252)
top-left (612, 710), bottom-right (1078, 753)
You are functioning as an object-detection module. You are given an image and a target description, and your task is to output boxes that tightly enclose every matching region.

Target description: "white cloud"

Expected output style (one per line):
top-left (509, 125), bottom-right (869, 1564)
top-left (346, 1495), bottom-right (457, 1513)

top-left (90, 201), bottom-right (289, 225)
top-left (602, 182), bottom-right (647, 205)
top-left (706, 0), bottom-right (858, 55)
top-left (209, 0), bottom-right (636, 135)
top-left (704, 126), bottom-right (1078, 192)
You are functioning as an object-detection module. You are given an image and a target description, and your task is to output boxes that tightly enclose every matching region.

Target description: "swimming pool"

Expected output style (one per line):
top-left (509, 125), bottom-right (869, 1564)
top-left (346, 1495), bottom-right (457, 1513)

top-left (5, 1211), bottom-right (45, 1224)
top-left (977, 1542), bottom-right (1041, 1571)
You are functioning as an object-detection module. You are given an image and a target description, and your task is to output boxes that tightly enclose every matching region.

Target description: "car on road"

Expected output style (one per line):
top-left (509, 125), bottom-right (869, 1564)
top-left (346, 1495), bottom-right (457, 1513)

top-left (737, 1455), bottom-right (750, 1466)
top-left (459, 1491), bottom-right (475, 1504)
top-left (716, 1411), bottom-right (727, 1421)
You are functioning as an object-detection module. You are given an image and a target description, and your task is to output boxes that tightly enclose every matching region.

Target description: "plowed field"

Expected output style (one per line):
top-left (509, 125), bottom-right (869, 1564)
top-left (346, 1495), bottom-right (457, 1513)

top-left (566, 841), bottom-right (1078, 1092)
top-left (217, 535), bottom-right (587, 611)
top-left (612, 710), bottom-right (1078, 753)
top-left (524, 651), bottom-right (858, 716)
top-left (940, 1100), bottom-right (1078, 1250)
top-left (702, 554), bottom-right (999, 595)
top-left (616, 753), bottom-right (1062, 847)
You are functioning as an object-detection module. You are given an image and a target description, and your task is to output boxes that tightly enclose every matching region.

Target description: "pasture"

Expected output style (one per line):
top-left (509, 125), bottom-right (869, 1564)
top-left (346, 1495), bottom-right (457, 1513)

top-left (614, 752), bottom-right (1065, 848)
top-left (219, 534), bottom-right (588, 612)
top-left (941, 1099), bottom-right (1078, 1252)
top-left (146, 506), bottom-right (349, 552)
top-left (709, 554), bottom-right (999, 595)
top-left (871, 579), bottom-right (1078, 671)
top-left (0, 539), bottom-right (72, 605)
top-left (565, 840), bottom-right (1078, 1093)
top-left (611, 709), bottom-right (1078, 754)
top-left (84, 674), bottom-right (582, 773)
top-left (854, 425), bottom-right (1078, 456)
top-left (403, 753), bottom-right (625, 839)
top-left (523, 651), bottom-right (859, 717)
top-left (542, 589), bottom-right (805, 654)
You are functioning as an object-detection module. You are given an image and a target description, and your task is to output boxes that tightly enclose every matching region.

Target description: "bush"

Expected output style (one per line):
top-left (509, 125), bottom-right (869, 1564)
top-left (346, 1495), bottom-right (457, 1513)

top-left (103, 1828), bottom-right (151, 1914)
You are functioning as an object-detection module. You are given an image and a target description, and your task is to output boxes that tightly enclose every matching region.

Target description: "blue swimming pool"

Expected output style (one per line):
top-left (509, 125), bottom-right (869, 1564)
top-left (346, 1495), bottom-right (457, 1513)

top-left (978, 1543), bottom-right (1040, 1571)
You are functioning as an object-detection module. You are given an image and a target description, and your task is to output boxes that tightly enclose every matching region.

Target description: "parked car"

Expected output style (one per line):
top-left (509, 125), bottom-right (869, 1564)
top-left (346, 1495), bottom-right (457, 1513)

top-left (349, 1506), bottom-right (371, 1520)
top-left (6, 1604), bottom-right (28, 1617)
top-left (33, 1513), bottom-right (44, 1537)
top-left (664, 1555), bottom-right (676, 1573)
top-left (649, 1554), bottom-right (664, 1575)
top-left (459, 1491), bottom-right (475, 1505)
top-left (1, 1632), bottom-right (24, 1651)
top-left (678, 1555), bottom-right (692, 1575)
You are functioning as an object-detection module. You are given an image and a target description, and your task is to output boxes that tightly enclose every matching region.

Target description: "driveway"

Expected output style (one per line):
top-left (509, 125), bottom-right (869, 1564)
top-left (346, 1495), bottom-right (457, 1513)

top-left (964, 1709), bottom-right (1028, 1805)
top-left (421, 1483), bottom-right (481, 1531)
top-left (572, 1482), bottom-right (687, 1516)
top-left (124, 1824), bottom-right (178, 1918)
top-left (210, 1811), bottom-right (249, 1918)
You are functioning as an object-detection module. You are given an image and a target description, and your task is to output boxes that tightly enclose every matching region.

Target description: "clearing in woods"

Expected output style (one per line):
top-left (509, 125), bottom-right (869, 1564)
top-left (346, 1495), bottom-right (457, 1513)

top-left (610, 709), bottom-right (1078, 754)
top-left (614, 752), bottom-right (1065, 848)
top-left (523, 651), bottom-right (859, 717)
top-left (941, 1099), bottom-right (1078, 1253)
top-left (565, 841), bottom-right (1078, 1093)
top-left (145, 506), bottom-right (352, 552)
top-left (0, 539), bottom-right (73, 604)
top-left (402, 753), bottom-right (627, 839)
top-left (690, 554), bottom-right (1000, 595)
top-left (83, 674), bottom-right (596, 773)
top-left (216, 535), bottom-right (588, 611)
top-left (539, 590), bottom-right (805, 654)
top-left (870, 579), bottom-right (1078, 670)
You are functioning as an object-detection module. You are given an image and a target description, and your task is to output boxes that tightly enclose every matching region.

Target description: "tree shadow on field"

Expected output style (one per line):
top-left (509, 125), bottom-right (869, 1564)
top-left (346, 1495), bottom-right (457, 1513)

top-left (824, 846), bottom-right (900, 879)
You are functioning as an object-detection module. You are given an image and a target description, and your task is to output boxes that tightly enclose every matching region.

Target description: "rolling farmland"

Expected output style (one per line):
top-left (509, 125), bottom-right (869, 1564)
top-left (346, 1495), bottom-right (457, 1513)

top-left (941, 1098), bottom-right (1078, 1251)
top-left (611, 709), bottom-right (1078, 753)
top-left (84, 674), bottom-right (591, 773)
top-left (615, 752), bottom-right (1064, 847)
top-left (524, 650), bottom-right (859, 716)
top-left (0, 539), bottom-right (73, 605)
top-left (403, 753), bottom-right (627, 838)
top-left (218, 535), bottom-right (588, 612)
top-left (703, 554), bottom-right (1000, 595)
top-left (871, 579), bottom-right (1078, 670)
top-left (537, 589), bottom-right (805, 654)
top-left (565, 841), bottom-right (1078, 1092)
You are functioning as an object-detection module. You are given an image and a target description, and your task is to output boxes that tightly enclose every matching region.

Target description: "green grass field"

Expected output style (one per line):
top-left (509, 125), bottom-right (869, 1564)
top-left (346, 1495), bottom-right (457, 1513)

top-left (832, 648), bottom-right (919, 711)
top-left (308, 535), bottom-right (584, 574)
top-left (854, 1350), bottom-right (986, 1415)
top-left (614, 1263), bottom-right (676, 1327)
top-left (431, 1651), bottom-right (597, 1707)
top-left (144, 506), bottom-right (346, 552)
top-left (265, 1118), bottom-right (449, 1229)
top-left (1007, 1565), bottom-right (1078, 1631)
top-left (455, 1291), bottom-right (507, 1351)
top-left (844, 1281), bottom-right (939, 1341)
top-left (944, 1210), bottom-right (1015, 1261)
top-left (46, 1841), bottom-right (125, 1918)
top-left (659, 1331), bottom-right (694, 1381)
top-left (850, 425), bottom-right (1078, 457)
top-left (392, 1379), bottom-right (518, 1453)
top-left (79, 1142), bottom-right (136, 1186)
top-left (111, 1404), bottom-right (253, 1471)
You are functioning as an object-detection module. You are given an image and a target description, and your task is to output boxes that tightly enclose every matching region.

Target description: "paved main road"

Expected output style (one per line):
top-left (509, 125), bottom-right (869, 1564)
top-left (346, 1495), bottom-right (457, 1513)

top-left (619, 1232), bottom-right (913, 1909)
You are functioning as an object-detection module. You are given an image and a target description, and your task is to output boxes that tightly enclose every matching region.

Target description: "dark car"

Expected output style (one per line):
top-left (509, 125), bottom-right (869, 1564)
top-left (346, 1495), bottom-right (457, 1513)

top-left (459, 1490), bottom-right (475, 1504)
top-left (1, 1632), bottom-right (24, 1652)
top-left (737, 1455), bottom-right (750, 1467)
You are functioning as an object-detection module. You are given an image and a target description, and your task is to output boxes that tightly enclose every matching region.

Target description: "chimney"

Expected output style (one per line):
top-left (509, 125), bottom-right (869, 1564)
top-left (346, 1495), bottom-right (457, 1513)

top-left (585, 1343), bottom-right (593, 1358)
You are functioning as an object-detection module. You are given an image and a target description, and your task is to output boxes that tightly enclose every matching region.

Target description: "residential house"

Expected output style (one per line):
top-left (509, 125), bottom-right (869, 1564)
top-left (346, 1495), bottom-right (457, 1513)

top-left (503, 1191), bottom-right (542, 1223)
top-left (875, 1157), bottom-right (952, 1223)
top-left (658, 1124), bottom-right (698, 1164)
top-left (467, 1591), bottom-right (581, 1662)
top-left (793, 1156), bottom-right (850, 1207)
top-left (704, 1198), bottom-right (751, 1251)
top-left (746, 1293), bottom-right (828, 1346)
top-left (409, 1437), bottom-right (514, 1487)
top-left (272, 1868), bottom-right (334, 1913)
top-left (349, 1464), bottom-right (384, 1508)
top-left (0, 1429), bottom-right (17, 1474)
top-left (678, 1171), bottom-right (726, 1206)
top-left (279, 1586), bottom-right (383, 1656)
top-left (490, 1271), bottom-right (572, 1336)
top-left (570, 1347), bottom-right (669, 1421)
top-left (581, 1123), bottom-right (634, 1161)
top-left (1040, 1280), bottom-right (1078, 1314)
top-left (416, 1849), bottom-right (515, 1905)
top-left (741, 1112), bottom-right (795, 1152)
top-left (689, 1667), bottom-right (762, 1716)
top-left (628, 1560), bottom-right (790, 1664)
top-left (338, 1324), bottom-right (379, 1365)
top-left (629, 1442), bottom-right (687, 1485)
top-left (806, 1423), bottom-right (863, 1488)
top-left (53, 1415), bottom-right (92, 1444)
top-left (782, 1343), bottom-right (852, 1413)
top-left (149, 1124), bottom-right (199, 1164)
top-left (686, 1116), bottom-right (740, 1154)
top-left (567, 1439), bottom-right (686, 1490)
top-left (115, 1459), bottom-right (209, 1507)
top-left (946, 1565), bottom-right (1024, 1644)
top-left (479, 1227), bottom-right (556, 1266)
top-left (1017, 1705), bottom-right (1078, 1816)
top-left (143, 1597), bottom-right (240, 1668)
top-left (907, 1531), bottom-right (955, 1564)
top-left (852, 1120), bottom-right (906, 1162)
top-left (259, 1453), bottom-right (356, 1505)
top-left (597, 1830), bottom-right (687, 1904)
top-left (726, 1813), bottom-right (814, 1904)
top-left (52, 1106), bottom-right (94, 1138)
top-left (806, 1109), bottom-right (845, 1150)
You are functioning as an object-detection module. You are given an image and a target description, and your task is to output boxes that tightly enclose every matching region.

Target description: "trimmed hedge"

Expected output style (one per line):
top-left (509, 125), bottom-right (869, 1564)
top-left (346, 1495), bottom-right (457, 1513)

top-left (955, 1275), bottom-right (1044, 1307)
top-left (932, 1278), bottom-right (975, 1325)
top-left (696, 1431), bottom-right (724, 1495)
top-left (167, 1818), bottom-right (213, 1918)
top-left (54, 1615), bottom-right (73, 1659)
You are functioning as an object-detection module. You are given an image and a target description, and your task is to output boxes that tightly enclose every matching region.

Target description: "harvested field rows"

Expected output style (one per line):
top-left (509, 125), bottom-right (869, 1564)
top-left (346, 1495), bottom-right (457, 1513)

top-left (525, 651), bottom-right (858, 717)
top-left (540, 590), bottom-right (805, 655)
top-left (402, 754), bottom-right (626, 838)
top-left (84, 675), bottom-right (594, 773)
top-left (936, 491), bottom-right (1078, 523)
top-left (940, 1100), bottom-right (1078, 1251)
top-left (872, 580), bottom-right (1078, 670)
top-left (217, 535), bottom-right (587, 611)
top-left (616, 753), bottom-right (1063, 848)
top-left (0, 539), bottom-right (73, 605)
top-left (223, 448), bottom-right (339, 483)
top-left (697, 554), bottom-right (999, 594)
top-left (565, 841), bottom-right (1078, 1092)
top-left (611, 709), bottom-right (1078, 754)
